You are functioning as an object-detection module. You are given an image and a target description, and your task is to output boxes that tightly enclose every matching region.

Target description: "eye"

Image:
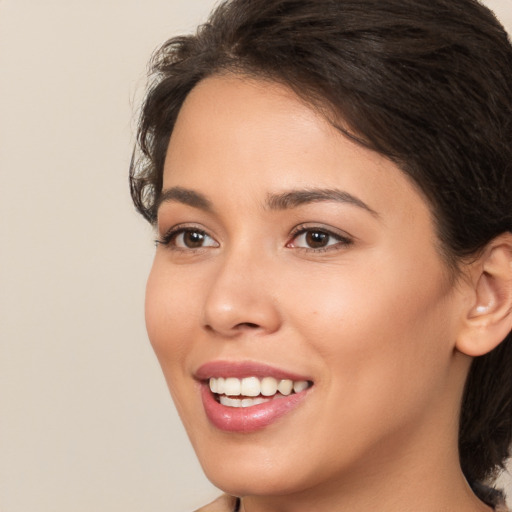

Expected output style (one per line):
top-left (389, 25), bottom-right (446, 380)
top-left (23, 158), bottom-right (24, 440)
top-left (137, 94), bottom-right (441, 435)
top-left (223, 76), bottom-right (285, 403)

top-left (157, 227), bottom-right (219, 250)
top-left (287, 226), bottom-right (352, 251)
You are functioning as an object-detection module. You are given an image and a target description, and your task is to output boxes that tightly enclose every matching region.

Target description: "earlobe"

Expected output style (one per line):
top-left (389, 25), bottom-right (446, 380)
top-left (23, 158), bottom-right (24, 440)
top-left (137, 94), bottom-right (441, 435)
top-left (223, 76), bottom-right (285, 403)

top-left (456, 233), bottom-right (512, 357)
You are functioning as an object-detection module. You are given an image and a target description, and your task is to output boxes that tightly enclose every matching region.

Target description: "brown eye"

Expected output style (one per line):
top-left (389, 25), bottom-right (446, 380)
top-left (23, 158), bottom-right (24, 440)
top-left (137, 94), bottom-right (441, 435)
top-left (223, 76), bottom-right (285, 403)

top-left (182, 230), bottom-right (207, 248)
top-left (158, 228), bottom-right (219, 249)
top-left (305, 230), bottom-right (330, 248)
top-left (288, 227), bottom-right (352, 251)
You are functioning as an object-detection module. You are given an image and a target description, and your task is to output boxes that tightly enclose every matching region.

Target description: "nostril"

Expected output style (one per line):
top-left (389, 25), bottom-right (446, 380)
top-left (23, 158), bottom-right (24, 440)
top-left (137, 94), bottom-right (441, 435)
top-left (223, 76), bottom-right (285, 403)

top-left (202, 321), bottom-right (262, 335)
top-left (237, 322), bottom-right (260, 329)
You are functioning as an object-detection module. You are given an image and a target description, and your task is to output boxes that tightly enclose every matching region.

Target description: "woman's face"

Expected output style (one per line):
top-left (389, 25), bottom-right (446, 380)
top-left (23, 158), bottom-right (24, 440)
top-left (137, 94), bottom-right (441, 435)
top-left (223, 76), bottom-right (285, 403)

top-left (145, 75), bottom-right (468, 498)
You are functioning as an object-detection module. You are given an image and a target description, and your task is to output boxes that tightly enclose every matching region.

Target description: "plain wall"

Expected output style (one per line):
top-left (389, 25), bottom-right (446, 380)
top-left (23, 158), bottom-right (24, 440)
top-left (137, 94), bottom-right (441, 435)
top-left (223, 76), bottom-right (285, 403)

top-left (1, 1), bottom-right (511, 511)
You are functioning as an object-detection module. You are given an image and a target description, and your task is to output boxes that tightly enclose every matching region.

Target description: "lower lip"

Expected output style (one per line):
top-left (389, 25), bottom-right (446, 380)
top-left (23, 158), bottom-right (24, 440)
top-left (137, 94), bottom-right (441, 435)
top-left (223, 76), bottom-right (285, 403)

top-left (200, 384), bottom-right (309, 433)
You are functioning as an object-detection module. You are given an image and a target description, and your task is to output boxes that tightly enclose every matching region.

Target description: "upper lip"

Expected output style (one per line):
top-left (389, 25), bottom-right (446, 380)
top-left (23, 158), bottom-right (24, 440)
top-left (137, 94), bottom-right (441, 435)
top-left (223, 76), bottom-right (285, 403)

top-left (195, 360), bottom-right (312, 382)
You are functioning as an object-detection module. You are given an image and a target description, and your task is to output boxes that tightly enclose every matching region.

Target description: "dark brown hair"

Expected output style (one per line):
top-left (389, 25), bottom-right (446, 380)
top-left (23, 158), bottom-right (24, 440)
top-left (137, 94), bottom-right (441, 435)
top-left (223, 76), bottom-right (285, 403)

top-left (130, 0), bottom-right (512, 498)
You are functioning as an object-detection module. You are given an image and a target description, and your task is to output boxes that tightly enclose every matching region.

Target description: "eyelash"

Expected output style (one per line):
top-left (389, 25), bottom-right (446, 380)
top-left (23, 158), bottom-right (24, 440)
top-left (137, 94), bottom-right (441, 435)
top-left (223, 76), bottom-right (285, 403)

top-left (155, 225), bottom-right (353, 253)
top-left (287, 225), bottom-right (353, 253)
top-left (155, 225), bottom-right (217, 251)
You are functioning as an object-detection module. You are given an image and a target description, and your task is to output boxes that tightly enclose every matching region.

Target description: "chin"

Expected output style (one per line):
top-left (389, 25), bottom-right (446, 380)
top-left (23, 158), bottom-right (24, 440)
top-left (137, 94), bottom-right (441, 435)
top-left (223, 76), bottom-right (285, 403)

top-left (203, 461), bottom-right (306, 498)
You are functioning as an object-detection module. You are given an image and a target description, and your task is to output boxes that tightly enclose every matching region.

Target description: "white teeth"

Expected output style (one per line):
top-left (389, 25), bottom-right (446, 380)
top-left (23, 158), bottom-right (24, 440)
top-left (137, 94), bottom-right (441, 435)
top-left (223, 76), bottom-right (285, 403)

top-left (241, 397), bottom-right (268, 407)
top-left (293, 380), bottom-right (309, 393)
top-left (208, 376), bottom-right (311, 404)
top-left (260, 377), bottom-right (278, 396)
top-left (240, 376), bottom-right (260, 397)
top-left (219, 396), bottom-right (242, 407)
top-left (224, 377), bottom-right (241, 396)
top-left (216, 377), bottom-right (225, 395)
top-left (221, 396), bottom-right (271, 408)
top-left (277, 379), bottom-right (293, 396)
top-left (241, 398), bottom-right (253, 408)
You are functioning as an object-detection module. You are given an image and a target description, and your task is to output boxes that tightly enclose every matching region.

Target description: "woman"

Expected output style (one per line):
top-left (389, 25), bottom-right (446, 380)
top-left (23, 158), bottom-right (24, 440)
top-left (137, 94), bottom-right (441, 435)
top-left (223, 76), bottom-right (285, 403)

top-left (130, 0), bottom-right (512, 510)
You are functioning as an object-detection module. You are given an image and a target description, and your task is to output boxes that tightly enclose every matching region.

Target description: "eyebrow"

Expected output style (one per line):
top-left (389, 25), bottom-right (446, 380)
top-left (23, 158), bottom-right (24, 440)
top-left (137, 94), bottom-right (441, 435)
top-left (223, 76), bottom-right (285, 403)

top-left (156, 186), bottom-right (377, 217)
top-left (266, 188), bottom-right (378, 216)
top-left (156, 187), bottom-right (213, 212)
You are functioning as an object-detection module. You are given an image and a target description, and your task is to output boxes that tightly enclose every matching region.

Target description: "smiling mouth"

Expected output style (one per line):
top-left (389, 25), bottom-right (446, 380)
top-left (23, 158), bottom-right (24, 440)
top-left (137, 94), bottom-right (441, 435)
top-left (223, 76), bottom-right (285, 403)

top-left (209, 376), bottom-right (313, 408)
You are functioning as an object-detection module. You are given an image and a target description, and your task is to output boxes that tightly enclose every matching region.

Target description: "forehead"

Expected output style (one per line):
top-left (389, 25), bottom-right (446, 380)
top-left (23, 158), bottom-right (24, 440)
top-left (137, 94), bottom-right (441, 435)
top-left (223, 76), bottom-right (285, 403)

top-left (164, 74), bottom-right (336, 183)
top-left (164, 75), bottom-right (428, 220)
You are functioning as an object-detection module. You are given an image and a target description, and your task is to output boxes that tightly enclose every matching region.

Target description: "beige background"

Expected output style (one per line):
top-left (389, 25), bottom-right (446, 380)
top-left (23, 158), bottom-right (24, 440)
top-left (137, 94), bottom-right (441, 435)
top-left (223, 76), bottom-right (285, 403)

top-left (1, 1), bottom-right (511, 511)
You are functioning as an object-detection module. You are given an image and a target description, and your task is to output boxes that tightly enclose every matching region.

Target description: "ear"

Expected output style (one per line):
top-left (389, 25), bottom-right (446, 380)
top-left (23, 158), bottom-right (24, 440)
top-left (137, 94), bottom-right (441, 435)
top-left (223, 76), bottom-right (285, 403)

top-left (456, 232), bottom-right (512, 357)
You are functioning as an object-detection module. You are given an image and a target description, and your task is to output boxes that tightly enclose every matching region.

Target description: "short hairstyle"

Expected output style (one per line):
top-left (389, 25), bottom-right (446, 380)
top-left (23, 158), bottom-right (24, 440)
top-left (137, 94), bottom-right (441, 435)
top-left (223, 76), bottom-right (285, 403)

top-left (130, 0), bottom-right (512, 496)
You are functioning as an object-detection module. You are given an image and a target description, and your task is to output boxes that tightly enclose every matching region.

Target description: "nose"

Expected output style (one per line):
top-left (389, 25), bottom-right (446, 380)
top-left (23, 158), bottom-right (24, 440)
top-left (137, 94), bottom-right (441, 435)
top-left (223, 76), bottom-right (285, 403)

top-left (201, 248), bottom-right (282, 338)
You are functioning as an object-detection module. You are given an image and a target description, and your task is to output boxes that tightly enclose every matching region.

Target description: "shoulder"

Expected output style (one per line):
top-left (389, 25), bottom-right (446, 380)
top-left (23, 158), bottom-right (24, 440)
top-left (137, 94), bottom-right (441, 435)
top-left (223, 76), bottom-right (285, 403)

top-left (194, 494), bottom-right (238, 512)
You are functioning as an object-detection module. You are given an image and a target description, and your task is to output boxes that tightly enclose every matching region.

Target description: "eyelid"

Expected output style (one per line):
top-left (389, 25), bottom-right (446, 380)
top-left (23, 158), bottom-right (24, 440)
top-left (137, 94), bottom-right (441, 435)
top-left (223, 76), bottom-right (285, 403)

top-left (287, 223), bottom-right (354, 251)
top-left (155, 222), bottom-right (353, 253)
top-left (155, 223), bottom-right (219, 249)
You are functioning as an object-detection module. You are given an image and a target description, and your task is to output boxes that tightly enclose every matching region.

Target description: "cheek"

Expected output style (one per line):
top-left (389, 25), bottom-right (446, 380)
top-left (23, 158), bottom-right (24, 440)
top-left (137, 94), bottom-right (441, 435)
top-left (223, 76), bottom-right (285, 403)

top-left (144, 260), bottom-right (197, 369)
top-left (145, 261), bottom-right (204, 429)
top-left (284, 256), bottom-right (455, 403)
top-left (275, 266), bottom-right (456, 473)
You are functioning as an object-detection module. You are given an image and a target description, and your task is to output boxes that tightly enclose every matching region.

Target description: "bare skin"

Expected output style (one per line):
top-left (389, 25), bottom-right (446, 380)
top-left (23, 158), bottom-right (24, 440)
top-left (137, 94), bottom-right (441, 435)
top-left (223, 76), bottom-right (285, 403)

top-left (146, 75), bottom-right (501, 512)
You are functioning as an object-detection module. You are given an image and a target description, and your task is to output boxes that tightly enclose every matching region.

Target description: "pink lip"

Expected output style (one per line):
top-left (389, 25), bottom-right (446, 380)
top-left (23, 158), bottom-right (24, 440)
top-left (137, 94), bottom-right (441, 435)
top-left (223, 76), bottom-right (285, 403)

top-left (200, 384), bottom-right (309, 432)
top-left (195, 360), bottom-right (311, 381)
top-left (195, 361), bottom-right (312, 433)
